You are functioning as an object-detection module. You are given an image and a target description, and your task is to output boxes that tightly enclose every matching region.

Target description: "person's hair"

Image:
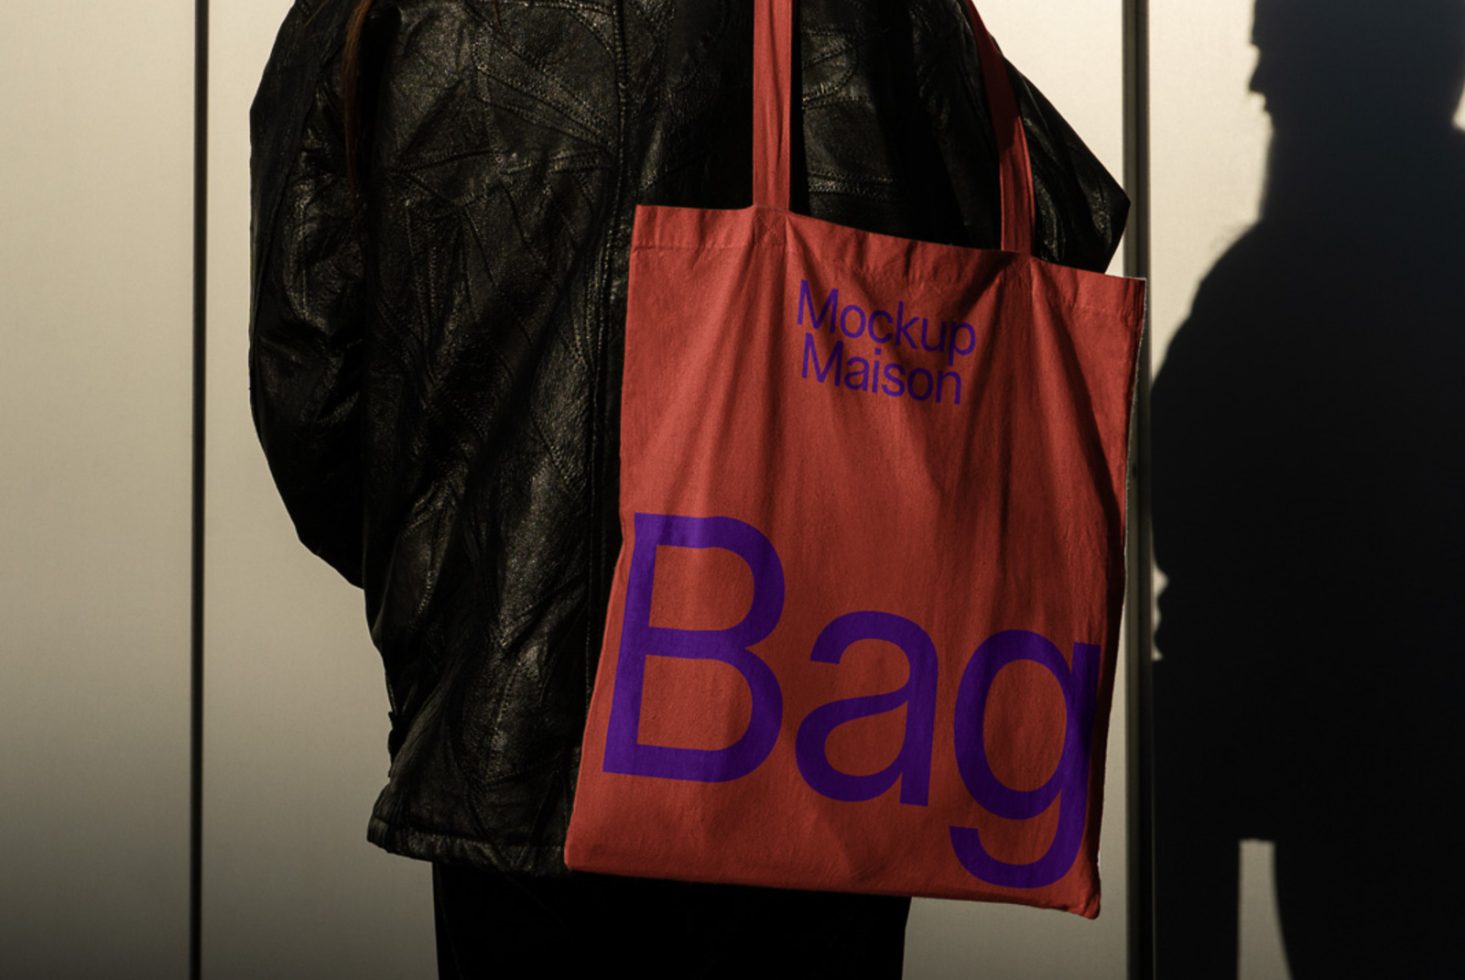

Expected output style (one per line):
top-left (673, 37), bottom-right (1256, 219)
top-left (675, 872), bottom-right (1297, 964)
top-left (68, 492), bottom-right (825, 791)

top-left (341, 0), bottom-right (377, 203)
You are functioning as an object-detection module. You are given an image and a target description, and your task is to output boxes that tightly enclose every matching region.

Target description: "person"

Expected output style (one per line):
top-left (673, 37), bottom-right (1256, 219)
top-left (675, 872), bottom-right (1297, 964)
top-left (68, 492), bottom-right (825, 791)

top-left (248, 0), bottom-right (1128, 975)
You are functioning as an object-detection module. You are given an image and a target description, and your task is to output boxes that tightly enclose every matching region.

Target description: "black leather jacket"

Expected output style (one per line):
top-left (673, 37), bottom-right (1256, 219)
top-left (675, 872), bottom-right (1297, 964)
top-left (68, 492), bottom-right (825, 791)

top-left (249, 0), bottom-right (1128, 876)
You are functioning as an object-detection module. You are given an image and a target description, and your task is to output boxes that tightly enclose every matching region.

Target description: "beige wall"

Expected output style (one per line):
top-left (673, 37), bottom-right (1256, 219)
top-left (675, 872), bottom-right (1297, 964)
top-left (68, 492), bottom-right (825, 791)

top-left (0, 2), bottom-right (194, 977)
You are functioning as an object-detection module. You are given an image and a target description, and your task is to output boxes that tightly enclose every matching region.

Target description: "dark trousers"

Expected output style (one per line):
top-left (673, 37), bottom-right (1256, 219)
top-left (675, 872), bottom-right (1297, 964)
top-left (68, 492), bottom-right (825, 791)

top-left (432, 861), bottom-right (911, 978)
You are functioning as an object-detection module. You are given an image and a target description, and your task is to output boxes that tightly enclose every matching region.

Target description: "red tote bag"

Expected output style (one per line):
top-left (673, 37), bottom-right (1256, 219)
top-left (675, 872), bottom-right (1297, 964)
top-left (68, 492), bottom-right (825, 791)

top-left (565, 0), bottom-right (1146, 918)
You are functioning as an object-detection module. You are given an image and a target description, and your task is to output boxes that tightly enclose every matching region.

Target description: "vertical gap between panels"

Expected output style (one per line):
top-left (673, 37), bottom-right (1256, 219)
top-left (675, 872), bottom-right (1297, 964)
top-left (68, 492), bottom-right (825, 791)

top-left (1122, 0), bottom-right (1155, 978)
top-left (190, 0), bottom-right (208, 975)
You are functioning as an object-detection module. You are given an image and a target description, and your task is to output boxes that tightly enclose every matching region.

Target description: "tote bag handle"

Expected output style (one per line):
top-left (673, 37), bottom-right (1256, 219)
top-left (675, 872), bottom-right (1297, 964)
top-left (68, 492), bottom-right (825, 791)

top-left (752, 0), bottom-right (1037, 256)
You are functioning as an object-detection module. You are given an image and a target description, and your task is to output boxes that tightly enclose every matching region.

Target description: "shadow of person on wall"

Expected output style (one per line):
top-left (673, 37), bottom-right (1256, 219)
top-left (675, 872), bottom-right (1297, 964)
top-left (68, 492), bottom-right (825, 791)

top-left (1150, 1), bottom-right (1465, 977)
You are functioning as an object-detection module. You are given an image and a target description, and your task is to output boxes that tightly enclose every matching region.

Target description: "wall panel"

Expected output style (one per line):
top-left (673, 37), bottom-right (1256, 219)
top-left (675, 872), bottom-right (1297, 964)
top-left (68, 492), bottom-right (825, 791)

top-left (1149, 5), bottom-right (1285, 975)
top-left (0, 2), bottom-right (194, 977)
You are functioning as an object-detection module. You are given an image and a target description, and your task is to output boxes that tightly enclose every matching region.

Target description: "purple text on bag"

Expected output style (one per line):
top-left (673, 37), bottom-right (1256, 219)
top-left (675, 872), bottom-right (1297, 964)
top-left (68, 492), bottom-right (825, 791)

top-left (794, 610), bottom-right (939, 805)
top-left (948, 631), bottom-right (1099, 888)
top-left (602, 512), bottom-right (785, 782)
top-left (602, 512), bottom-right (1100, 889)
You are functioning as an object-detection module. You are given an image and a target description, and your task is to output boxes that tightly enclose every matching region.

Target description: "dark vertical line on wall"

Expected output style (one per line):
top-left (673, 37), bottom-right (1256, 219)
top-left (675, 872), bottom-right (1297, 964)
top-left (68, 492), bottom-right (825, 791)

top-left (1122, 0), bottom-right (1154, 978)
top-left (190, 0), bottom-right (208, 975)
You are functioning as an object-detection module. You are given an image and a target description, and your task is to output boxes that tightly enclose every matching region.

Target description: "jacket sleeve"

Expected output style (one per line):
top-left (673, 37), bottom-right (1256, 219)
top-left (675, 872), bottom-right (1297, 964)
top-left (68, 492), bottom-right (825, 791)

top-left (247, 0), bottom-right (372, 589)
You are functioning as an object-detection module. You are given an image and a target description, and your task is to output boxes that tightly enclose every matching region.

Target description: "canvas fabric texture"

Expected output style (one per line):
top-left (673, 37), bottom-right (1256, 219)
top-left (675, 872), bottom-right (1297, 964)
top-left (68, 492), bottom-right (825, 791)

top-left (565, 0), bottom-right (1146, 918)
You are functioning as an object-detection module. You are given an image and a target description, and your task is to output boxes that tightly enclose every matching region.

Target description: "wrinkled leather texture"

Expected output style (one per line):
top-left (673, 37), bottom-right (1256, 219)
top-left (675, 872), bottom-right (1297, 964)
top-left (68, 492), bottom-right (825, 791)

top-left (249, 0), bottom-right (1130, 876)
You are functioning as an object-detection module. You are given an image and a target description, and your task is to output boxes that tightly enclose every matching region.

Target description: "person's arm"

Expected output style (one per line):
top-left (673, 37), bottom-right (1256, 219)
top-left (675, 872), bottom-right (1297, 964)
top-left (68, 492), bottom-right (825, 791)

top-left (248, 0), bottom-right (373, 588)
